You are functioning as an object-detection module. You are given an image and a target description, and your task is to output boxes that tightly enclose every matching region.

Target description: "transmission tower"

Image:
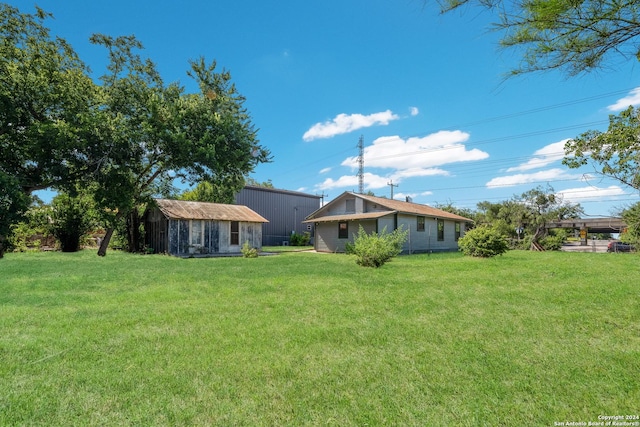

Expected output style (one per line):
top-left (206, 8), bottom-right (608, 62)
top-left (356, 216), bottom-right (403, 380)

top-left (357, 135), bottom-right (364, 194)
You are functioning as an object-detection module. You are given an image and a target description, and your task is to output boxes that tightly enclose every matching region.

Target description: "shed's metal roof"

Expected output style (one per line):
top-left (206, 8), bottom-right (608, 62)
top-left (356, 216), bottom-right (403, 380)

top-left (154, 199), bottom-right (268, 222)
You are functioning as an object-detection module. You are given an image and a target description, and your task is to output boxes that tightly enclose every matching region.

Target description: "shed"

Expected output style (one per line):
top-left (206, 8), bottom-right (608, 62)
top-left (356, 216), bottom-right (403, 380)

top-left (304, 192), bottom-right (472, 254)
top-left (145, 199), bottom-right (268, 256)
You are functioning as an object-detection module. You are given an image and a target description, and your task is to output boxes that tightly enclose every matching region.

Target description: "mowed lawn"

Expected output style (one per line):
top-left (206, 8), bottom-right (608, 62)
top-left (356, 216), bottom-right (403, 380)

top-left (1, 250), bottom-right (638, 426)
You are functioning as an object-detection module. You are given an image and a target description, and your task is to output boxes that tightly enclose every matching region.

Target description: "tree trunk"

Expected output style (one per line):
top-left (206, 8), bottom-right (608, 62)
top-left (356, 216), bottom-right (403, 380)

top-left (531, 224), bottom-right (546, 246)
top-left (0, 235), bottom-right (5, 259)
top-left (97, 227), bottom-right (114, 256)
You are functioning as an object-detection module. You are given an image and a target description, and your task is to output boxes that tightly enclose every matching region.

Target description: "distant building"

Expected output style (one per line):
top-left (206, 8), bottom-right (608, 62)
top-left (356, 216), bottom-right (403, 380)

top-left (235, 186), bottom-right (322, 246)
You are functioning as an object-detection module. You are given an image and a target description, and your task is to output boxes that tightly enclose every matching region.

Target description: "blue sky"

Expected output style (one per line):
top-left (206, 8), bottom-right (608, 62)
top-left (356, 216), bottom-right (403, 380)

top-left (16, 0), bottom-right (640, 216)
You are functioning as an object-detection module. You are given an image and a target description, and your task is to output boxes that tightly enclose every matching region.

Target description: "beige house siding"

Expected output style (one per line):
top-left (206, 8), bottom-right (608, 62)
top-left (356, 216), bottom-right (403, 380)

top-left (305, 192), bottom-right (471, 254)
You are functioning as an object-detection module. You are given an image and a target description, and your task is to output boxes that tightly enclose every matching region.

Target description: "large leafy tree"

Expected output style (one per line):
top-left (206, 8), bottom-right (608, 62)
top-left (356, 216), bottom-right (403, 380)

top-left (0, 4), bottom-right (98, 193)
top-left (430, 0), bottom-right (640, 77)
top-left (517, 185), bottom-right (583, 244)
top-left (474, 185), bottom-right (583, 248)
top-left (90, 35), bottom-right (271, 255)
top-left (0, 4), bottom-right (98, 256)
top-left (564, 106), bottom-right (640, 191)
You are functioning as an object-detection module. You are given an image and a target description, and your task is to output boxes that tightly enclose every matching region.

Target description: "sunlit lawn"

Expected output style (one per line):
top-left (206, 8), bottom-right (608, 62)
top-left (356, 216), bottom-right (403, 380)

top-left (1, 249), bottom-right (638, 425)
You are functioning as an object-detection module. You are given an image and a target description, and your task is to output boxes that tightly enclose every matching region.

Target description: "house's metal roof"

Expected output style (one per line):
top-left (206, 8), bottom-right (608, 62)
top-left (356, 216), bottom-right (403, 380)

top-left (302, 211), bottom-right (394, 223)
top-left (305, 192), bottom-right (473, 223)
top-left (355, 193), bottom-right (473, 222)
top-left (154, 199), bottom-right (269, 222)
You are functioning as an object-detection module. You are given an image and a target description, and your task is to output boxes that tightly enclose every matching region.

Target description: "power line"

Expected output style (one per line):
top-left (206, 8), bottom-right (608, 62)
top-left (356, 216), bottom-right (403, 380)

top-left (266, 87), bottom-right (634, 193)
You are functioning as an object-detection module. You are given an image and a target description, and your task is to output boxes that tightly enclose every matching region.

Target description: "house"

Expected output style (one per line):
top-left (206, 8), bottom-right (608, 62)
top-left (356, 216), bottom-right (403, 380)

top-left (303, 192), bottom-right (472, 253)
top-left (235, 186), bottom-right (321, 246)
top-left (144, 199), bottom-right (268, 256)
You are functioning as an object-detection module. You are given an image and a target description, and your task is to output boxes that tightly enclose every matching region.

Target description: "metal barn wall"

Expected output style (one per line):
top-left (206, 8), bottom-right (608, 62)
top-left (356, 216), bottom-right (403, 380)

top-left (235, 186), bottom-right (321, 246)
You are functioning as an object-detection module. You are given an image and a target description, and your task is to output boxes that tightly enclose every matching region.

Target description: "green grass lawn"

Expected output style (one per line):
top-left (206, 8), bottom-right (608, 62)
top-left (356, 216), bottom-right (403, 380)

top-left (1, 250), bottom-right (638, 426)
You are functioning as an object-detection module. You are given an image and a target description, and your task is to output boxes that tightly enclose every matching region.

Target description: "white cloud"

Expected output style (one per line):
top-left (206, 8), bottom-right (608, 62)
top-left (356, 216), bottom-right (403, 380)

top-left (393, 192), bottom-right (417, 201)
top-left (607, 87), bottom-right (640, 111)
top-left (315, 172), bottom-right (398, 191)
top-left (410, 107), bottom-right (419, 116)
top-left (556, 185), bottom-right (626, 204)
top-left (315, 175), bottom-right (358, 191)
top-left (303, 110), bottom-right (399, 141)
top-left (420, 191), bottom-right (434, 196)
top-left (507, 139), bottom-right (569, 172)
top-left (341, 131), bottom-right (489, 170)
top-left (319, 167), bottom-right (332, 174)
top-left (486, 168), bottom-right (577, 188)
top-left (390, 167), bottom-right (450, 180)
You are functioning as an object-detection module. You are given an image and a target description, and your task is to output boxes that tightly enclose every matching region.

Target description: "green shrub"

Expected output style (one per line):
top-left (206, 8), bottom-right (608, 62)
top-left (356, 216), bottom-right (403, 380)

top-left (50, 193), bottom-right (98, 252)
top-left (540, 234), bottom-right (565, 251)
top-left (458, 225), bottom-right (509, 257)
top-left (241, 241), bottom-right (259, 258)
top-left (7, 204), bottom-right (55, 252)
top-left (289, 232), bottom-right (311, 246)
top-left (350, 225), bottom-right (408, 268)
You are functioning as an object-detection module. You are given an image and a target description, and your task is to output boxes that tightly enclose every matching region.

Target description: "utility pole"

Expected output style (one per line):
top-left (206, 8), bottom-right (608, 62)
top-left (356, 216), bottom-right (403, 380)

top-left (357, 135), bottom-right (364, 194)
top-left (387, 180), bottom-right (398, 199)
top-left (316, 192), bottom-right (328, 206)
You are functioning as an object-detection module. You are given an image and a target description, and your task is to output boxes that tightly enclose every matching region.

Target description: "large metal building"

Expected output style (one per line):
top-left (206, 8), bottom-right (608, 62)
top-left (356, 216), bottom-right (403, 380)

top-left (235, 186), bottom-right (322, 246)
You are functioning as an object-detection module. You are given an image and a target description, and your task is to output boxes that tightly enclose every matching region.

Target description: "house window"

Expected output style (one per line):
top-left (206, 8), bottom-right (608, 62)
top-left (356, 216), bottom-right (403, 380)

top-left (338, 221), bottom-right (348, 239)
top-left (345, 199), bottom-right (355, 213)
top-left (417, 216), bottom-right (425, 232)
top-left (190, 220), bottom-right (203, 246)
top-left (437, 219), bottom-right (444, 241)
top-left (230, 221), bottom-right (239, 245)
top-left (455, 222), bottom-right (461, 241)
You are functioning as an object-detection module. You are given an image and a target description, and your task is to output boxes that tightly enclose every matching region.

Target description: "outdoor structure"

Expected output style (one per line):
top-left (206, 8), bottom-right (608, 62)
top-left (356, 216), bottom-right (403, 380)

top-left (144, 199), bottom-right (268, 257)
top-left (235, 185), bottom-right (322, 246)
top-left (547, 217), bottom-right (627, 245)
top-left (304, 192), bottom-right (472, 253)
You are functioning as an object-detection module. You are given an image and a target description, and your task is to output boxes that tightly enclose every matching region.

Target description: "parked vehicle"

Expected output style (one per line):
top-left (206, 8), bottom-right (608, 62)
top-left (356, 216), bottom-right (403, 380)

top-left (607, 241), bottom-right (635, 252)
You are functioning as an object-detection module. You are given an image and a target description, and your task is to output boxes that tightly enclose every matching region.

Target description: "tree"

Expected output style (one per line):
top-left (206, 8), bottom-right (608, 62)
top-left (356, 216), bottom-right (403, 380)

top-left (620, 202), bottom-right (640, 245)
top-left (245, 177), bottom-right (275, 188)
top-left (429, 0), bottom-right (640, 77)
top-left (180, 178), bottom-right (245, 204)
top-left (0, 4), bottom-right (98, 194)
top-left (0, 4), bottom-right (98, 256)
top-left (517, 185), bottom-right (583, 245)
top-left (49, 192), bottom-right (99, 252)
top-left (90, 35), bottom-right (271, 256)
top-left (564, 106), bottom-right (640, 191)
top-left (473, 186), bottom-right (582, 249)
top-left (0, 171), bottom-right (30, 257)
